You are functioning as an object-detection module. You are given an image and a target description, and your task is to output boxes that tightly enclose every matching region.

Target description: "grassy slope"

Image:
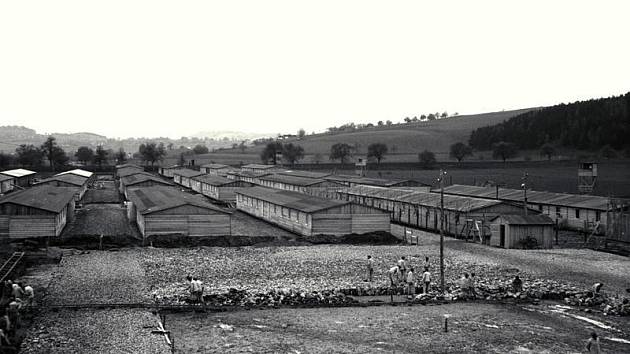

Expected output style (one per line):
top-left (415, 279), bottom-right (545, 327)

top-left (163, 108), bottom-right (534, 165)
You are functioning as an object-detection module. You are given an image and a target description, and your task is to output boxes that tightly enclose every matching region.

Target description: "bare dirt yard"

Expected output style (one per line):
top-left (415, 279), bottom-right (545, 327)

top-left (61, 204), bottom-right (139, 239)
top-left (166, 302), bottom-right (630, 353)
top-left (82, 180), bottom-right (121, 204)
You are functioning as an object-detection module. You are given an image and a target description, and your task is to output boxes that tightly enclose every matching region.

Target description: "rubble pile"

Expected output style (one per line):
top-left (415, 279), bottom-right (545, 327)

top-left (155, 287), bottom-right (358, 308)
top-left (564, 293), bottom-right (630, 316)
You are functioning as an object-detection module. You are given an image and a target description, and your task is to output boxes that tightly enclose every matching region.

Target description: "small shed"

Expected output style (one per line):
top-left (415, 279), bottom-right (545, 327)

top-left (0, 185), bottom-right (76, 239)
top-left (191, 175), bottom-right (255, 203)
top-left (490, 214), bottom-right (555, 249)
top-left (200, 163), bottom-right (232, 175)
top-left (36, 174), bottom-right (89, 201)
top-left (119, 174), bottom-right (174, 199)
top-left (0, 169), bottom-right (36, 187)
top-left (159, 165), bottom-right (184, 178)
top-left (56, 169), bottom-right (96, 184)
top-left (126, 186), bottom-right (232, 237)
top-left (236, 186), bottom-right (391, 236)
top-left (0, 174), bottom-right (16, 194)
top-left (173, 169), bottom-right (206, 189)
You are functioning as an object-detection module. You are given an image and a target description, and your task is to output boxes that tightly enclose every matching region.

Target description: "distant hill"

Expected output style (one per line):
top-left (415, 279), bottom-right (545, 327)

top-left (262, 108), bottom-right (534, 157)
top-left (469, 93), bottom-right (630, 151)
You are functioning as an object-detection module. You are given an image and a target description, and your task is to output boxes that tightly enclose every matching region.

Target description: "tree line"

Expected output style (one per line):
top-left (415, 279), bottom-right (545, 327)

top-left (469, 92), bottom-right (630, 152)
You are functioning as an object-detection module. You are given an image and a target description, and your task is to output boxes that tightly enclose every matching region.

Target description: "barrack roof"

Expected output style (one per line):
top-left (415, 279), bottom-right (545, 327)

top-left (121, 174), bottom-right (173, 186)
top-left (172, 169), bottom-right (206, 178)
top-left (56, 169), bottom-right (93, 178)
top-left (494, 214), bottom-right (555, 225)
top-left (126, 186), bottom-right (230, 215)
top-left (259, 174), bottom-right (333, 187)
top-left (236, 186), bottom-right (349, 213)
top-left (192, 175), bottom-right (241, 186)
top-left (440, 184), bottom-right (610, 211)
top-left (0, 185), bottom-right (76, 213)
top-left (38, 174), bottom-right (89, 186)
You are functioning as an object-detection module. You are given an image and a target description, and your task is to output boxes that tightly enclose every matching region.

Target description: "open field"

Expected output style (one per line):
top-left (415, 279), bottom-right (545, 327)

top-left (166, 302), bottom-right (630, 353)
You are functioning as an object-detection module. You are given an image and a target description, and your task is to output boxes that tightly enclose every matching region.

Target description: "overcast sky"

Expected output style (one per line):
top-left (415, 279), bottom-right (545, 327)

top-left (1, 1), bottom-right (629, 139)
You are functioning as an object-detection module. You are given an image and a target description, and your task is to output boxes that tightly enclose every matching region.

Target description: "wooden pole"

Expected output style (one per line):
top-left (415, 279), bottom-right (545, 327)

top-left (439, 169), bottom-right (446, 295)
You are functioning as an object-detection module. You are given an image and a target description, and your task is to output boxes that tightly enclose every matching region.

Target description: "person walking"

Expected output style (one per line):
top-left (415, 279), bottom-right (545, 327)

top-left (586, 332), bottom-right (601, 353)
top-left (406, 268), bottom-right (415, 299)
top-left (366, 255), bottom-right (374, 282)
top-left (512, 275), bottom-right (523, 293)
top-left (423, 256), bottom-right (430, 271)
top-left (422, 267), bottom-right (431, 294)
top-left (397, 256), bottom-right (407, 274)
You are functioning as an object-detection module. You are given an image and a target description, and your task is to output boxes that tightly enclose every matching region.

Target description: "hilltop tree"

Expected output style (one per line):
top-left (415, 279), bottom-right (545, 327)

top-left (312, 153), bottom-right (323, 164)
top-left (15, 144), bottom-right (44, 167)
top-left (0, 153), bottom-right (15, 168)
top-left (41, 136), bottom-right (68, 171)
top-left (539, 143), bottom-right (556, 161)
top-left (385, 120), bottom-right (393, 125)
top-left (377, 121), bottom-right (384, 126)
top-left (367, 143), bottom-right (388, 164)
top-left (115, 148), bottom-right (127, 164)
top-left (193, 144), bottom-right (209, 154)
top-left (167, 143), bottom-right (174, 150)
top-left (329, 143), bottom-right (353, 164)
top-left (138, 142), bottom-right (166, 166)
top-left (75, 146), bottom-right (94, 165)
top-left (239, 141), bottom-right (247, 153)
top-left (93, 145), bottom-right (109, 166)
top-left (492, 141), bottom-right (518, 162)
top-left (298, 128), bottom-right (306, 139)
top-left (449, 142), bottom-right (473, 162)
top-left (418, 150), bottom-right (436, 169)
top-left (178, 152), bottom-right (186, 166)
top-left (260, 141), bottom-right (283, 164)
top-left (282, 143), bottom-right (305, 165)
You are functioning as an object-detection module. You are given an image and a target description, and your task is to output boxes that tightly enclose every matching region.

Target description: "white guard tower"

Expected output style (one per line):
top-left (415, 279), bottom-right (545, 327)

top-left (578, 161), bottom-right (597, 193)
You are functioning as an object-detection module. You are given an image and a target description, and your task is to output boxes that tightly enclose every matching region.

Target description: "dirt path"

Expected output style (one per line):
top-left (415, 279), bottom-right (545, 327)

top-left (165, 302), bottom-right (630, 353)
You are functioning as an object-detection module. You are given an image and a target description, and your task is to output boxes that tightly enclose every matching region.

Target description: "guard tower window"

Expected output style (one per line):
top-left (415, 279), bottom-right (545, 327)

top-left (596, 211), bottom-right (601, 222)
top-left (575, 209), bottom-right (580, 219)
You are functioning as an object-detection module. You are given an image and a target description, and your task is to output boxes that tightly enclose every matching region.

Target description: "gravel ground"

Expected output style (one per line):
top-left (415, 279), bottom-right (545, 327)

top-left (20, 309), bottom-right (170, 354)
top-left (61, 204), bottom-right (138, 238)
top-left (138, 232), bottom-right (630, 302)
top-left (230, 210), bottom-right (298, 237)
top-left (45, 251), bottom-right (150, 304)
top-left (166, 303), bottom-right (630, 353)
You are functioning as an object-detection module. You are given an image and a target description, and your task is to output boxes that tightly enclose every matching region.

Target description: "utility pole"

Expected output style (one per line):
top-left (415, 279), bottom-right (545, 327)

top-left (438, 169), bottom-right (447, 294)
top-left (521, 172), bottom-right (528, 215)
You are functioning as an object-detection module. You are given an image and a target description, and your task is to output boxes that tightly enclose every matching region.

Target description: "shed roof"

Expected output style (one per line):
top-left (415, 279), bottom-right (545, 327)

top-left (236, 186), bottom-right (349, 213)
top-left (440, 184), bottom-right (610, 211)
top-left (38, 174), bottom-right (89, 186)
top-left (121, 174), bottom-right (173, 186)
top-left (259, 174), bottom-right (332, 187)
top-left (192, 175), bottom-right (240, 186)
top-left (56, 169), bottom-right (94, 178)
top-left (0, 185), bottom-right (76, 213)
top-left (161, 165), bottom-right (183, 170)
top-left (1, 169), bottom-right (36, 178)
top-left (173, 169), bottom-right (206, 178)
top-left (126, 186), bottom-right (230, 215)
top-left (494, 214), bottom-right (555, 225)
top-left (278, 170), bottom-right (332, 179)
top-left (201, 163), bottom-right (230, 169)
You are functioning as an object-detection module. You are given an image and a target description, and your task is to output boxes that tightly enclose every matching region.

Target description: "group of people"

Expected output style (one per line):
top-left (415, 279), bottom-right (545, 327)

top-left (365, 255), bottom-right (432, 299)
top-left (186, 275), bottom-right (204, 304)
top-left (0, 280), bottom-right (34, 347)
